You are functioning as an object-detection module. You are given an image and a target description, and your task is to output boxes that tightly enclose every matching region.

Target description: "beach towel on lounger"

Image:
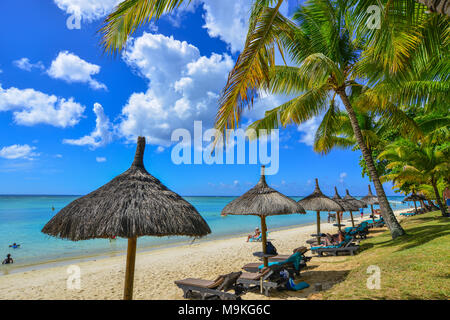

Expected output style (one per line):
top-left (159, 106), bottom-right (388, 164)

top-left (258, 252), bottom-right (303, 271)
top-left (286, 279), bottom-right (309, 291)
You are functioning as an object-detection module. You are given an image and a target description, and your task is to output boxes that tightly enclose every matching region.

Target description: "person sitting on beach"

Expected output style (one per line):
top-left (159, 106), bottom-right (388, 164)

top-left (9, 243), bottom-right (20, 249)
top-left (2, 254), bottom-right (13, 264)
top-left (323, 231), bottom-right (345, 246)
top-left (246, 227), bottom-right (261, 242)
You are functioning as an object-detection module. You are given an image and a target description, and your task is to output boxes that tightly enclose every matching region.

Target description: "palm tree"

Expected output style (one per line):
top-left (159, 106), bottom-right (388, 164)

top-left (96, 0), bottom-right (445, 238)
top-left (379, 139), bottom-right (449, 217)
top-left (313, 104), bottom-right (393, 178)
top-left (414, 1), bottom-right (450, 16)
top-left (214, 0), bottom-right (407, 238)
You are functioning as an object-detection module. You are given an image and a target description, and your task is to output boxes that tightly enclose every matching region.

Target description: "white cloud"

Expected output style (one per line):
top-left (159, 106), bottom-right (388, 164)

top-left (0, 144), bottom-right (39, 160)
top-left (47, 51), bottom-right (107, 90)
top-left (0, 84), bottom-right (85, 127)
top-left (119, 32), bottom-right (233, 145)
top-left (339, 172), bottom-right (347, 183)
top-left (201, 1), bottom-right (251, 53)
top-left (13, 58), bottom-right (44, 72)
top-left (96, 157), bottom-right (107, 163)
top-left (156, 146), bottom-right (165, 153)
top-left (53, 0), bottom-right (290, 54)
top-left (53, 0), bottom-right (121, 22)
top-left (297, 117), bottom-right (321, 146)
top-left (201, 0), bottom-right (289, 52)
top-left (63, 103), bottom-right (113, 149)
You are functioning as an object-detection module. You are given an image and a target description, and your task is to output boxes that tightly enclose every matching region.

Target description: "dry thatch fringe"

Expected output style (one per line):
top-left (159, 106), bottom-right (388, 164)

top-left (343, 189), bottom-right (368, 209)
top-left (298, 179), bottom-right (344, 212)
top-left (42, 137), bottom-right (211, 241)
top-left (403, 193), bottom-right (426, 202)
top-left (362, 184), bottom-right (379, 205)
top-left (332, 187), bottom-right (360, 211)
top-left (222, 167), bottom-right (305, 216)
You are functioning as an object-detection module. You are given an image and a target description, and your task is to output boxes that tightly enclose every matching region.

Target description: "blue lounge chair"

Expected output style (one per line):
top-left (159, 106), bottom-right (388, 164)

top-left (310, 236), bottom-right (359, 256)
top-left (344, 221), bottom-right (369, 239)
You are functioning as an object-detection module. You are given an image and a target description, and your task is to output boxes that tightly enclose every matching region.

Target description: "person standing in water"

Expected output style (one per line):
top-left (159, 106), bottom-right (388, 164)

top-left (360, 207), bottom-right (364, 218)
top-left (2, 254), bottom-right (13, 264)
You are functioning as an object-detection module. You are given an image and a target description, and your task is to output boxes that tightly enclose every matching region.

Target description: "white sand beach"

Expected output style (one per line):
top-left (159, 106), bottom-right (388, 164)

top-left (0, 209), bottom-right (410, 300)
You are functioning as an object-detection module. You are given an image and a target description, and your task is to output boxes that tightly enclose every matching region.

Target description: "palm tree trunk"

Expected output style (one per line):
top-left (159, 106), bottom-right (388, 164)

top-left (415, 0), bottom-right (450, 17)
top-left (431, 179), bottom-right (448, 217)
top-left (338, 90), bottom-right (406, 239)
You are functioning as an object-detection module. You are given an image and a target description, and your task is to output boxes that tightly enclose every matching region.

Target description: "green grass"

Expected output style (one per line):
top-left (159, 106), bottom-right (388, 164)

top-left (321, 211), bottom-right (450, 300)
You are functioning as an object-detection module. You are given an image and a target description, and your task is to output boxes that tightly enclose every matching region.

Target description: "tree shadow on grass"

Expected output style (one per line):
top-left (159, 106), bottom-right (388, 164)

top-left (376, 218), bottom-right (450, 251)
top-left (272, 270), bottom-right (350, 299)
top-left (358, 243), bottom-right (374, 252)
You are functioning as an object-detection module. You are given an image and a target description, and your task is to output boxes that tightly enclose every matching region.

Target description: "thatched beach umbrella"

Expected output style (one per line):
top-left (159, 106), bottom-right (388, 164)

top-left (403, 193), bottom-right (426, 213)
top-left (42, 137), bottom-right (211, 300)
top-left (298, 179), bottom-right (343, 244)
top-left (343, 189), bottom-right (367, 227)
top-left (221, 166), bottom-right (305, 267)
top-left (362, 184), bottom-right (379, 223)
top-left (332, 187), bottom-right (359, 230)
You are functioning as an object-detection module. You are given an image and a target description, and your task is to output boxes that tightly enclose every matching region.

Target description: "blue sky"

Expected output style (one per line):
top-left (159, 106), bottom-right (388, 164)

top-left (0, 0), bottom-right (396, 197)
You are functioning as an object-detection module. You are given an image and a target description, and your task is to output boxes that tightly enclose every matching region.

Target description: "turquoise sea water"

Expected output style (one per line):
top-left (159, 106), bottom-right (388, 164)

top-left (0, 195), bottom-right (409, 270)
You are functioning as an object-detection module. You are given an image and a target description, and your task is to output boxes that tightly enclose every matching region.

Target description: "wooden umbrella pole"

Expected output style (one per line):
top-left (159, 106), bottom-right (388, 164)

top-left (316, 211), bottom-right (321, 244)
top-left (414, 201), bottom-right (417, 214)
top-left (124, 237), bottom-right (137, 300)
top-left (371, 205), bottom-right (375, 223)
top-left (349, 211), bottom-right (355, 227)
top-left (336, 211), bottom-right (342, 232)
top-left (261, 216), bottom-right (268, 267)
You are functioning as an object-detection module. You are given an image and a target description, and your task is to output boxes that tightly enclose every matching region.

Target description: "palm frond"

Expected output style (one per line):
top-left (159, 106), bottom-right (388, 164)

top-left (216, 0), bottom-right (294, 132)
top-left (99, 0), bottom-right (188, 55)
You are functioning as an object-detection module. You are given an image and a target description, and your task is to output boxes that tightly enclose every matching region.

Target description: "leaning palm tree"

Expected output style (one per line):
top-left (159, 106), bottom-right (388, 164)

top-left (379, 139), bottom-right (449, 217)
top-left (214, 0), bottom-right (406, 238)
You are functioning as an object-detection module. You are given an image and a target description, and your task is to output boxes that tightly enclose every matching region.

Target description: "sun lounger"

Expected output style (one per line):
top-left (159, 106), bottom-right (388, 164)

top-left (242, 250), bottom-right (308, 275)
top-left (367, 217), bottom-right (385, 228)
top-left (267, 246), bottom-right (311, 262)
top-left (237, 264), bottom-right (287, 296)
top-left (175, 271), bottom-right (244, 300)
top-left (310, 236), bottom-right (359, 256)
top-left (344, 221), bottom-right (369, 239)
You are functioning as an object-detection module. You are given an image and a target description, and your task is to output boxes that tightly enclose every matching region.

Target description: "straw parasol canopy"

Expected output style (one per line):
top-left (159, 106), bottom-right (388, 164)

top-left (343, 189), bottom-right (367, 209)
top-left (362, 184), bottom-right (379, 205)
top-left (222, 166), bottom-right (305, 267)
top-left (362, 184), bottom-right (379, 222)
top-left (42, 136), bottom-right (210, 299)
top-left (298, 179), bottom-right (343, 243)
top-left (403, 193), bottom-right (426, 202)
top-left (343, 189), bottom-right (367, 227)
top-left (332, 187), bottom-right (359, 230)
top-left (403, 193), bottom-right (426, 213)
